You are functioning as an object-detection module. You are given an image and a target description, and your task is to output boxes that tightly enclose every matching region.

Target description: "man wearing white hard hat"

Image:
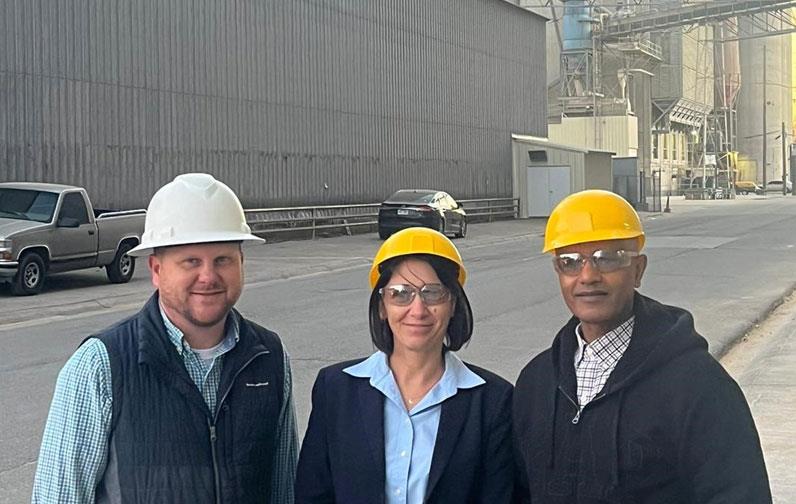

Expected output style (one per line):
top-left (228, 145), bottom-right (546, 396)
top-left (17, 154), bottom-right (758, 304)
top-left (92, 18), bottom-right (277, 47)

top-left (33, 173), bottom-right (298, 503)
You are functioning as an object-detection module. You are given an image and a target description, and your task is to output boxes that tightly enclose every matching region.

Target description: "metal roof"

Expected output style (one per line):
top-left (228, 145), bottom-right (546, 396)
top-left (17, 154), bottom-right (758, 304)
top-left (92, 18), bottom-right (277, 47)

top-left (511, 134), bottom-right (616, 155)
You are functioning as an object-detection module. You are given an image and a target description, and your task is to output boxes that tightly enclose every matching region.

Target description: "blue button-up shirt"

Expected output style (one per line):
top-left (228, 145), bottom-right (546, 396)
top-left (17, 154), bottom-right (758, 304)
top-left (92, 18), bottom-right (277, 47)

top-left (344, 351), bottom-right (485, 504)
top-left (32, 308), bottom-right (298, 504)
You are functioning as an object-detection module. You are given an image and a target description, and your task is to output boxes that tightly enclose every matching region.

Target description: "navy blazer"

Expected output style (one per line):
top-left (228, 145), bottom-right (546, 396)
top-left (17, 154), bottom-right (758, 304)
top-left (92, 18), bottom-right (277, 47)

top-left (295, 358), bottom-right (514, 504)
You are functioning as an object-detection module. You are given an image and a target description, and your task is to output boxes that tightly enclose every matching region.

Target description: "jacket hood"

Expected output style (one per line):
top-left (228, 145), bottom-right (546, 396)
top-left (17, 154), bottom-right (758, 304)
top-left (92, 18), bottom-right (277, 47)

top-left (544, 292), bottom-right (708, 498)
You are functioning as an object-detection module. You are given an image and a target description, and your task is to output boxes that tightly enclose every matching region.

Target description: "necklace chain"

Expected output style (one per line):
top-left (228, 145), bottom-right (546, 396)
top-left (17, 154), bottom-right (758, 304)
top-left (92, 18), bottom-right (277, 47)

top-left (396, 362), bottom-right (444, 409)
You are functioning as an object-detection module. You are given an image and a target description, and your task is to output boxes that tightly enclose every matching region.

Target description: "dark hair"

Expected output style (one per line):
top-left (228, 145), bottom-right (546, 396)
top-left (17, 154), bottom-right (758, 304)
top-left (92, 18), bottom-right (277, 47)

top-left (368, 254), bottom-right (474, 354)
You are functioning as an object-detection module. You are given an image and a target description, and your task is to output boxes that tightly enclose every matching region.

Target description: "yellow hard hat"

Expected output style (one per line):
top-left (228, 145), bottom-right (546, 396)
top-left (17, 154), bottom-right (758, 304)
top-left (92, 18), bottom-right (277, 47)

top-left (542, 190), bottom-right (645, 253)
top-left (369, 227), bottom-right (466, 288)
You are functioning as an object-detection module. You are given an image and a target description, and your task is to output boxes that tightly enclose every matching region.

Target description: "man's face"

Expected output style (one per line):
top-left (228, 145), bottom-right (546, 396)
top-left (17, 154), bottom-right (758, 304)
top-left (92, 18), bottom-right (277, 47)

top-left (554, 238), bottom-right (646, 342)
top-left (149, 242), bottom-right (244, 334)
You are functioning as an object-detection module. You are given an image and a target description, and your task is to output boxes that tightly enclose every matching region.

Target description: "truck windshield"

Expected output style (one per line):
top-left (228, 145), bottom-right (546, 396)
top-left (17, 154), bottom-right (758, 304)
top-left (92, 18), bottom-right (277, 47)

top-left (0, 189), bottom-right (59, 223)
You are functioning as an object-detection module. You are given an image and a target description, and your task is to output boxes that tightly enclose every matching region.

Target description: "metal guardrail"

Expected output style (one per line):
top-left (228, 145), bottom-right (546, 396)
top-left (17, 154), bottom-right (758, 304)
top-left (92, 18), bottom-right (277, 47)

top-left (458, 198), bottom-right (519, 221)
top-left (244, 198), bottom-right (519, 239)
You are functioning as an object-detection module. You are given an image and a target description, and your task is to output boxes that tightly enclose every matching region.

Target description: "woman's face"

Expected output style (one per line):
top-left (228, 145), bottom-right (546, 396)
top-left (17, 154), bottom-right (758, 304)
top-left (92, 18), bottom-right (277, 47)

top-left (380, 258), bottom-right (455, 356)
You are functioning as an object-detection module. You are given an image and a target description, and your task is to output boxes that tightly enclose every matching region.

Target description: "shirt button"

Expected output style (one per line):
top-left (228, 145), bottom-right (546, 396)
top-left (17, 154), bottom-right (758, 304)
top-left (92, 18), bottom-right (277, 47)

top-left (395, 489), bottom-right (401, 495)
top-left (400, 450), bottom-right (407, 457)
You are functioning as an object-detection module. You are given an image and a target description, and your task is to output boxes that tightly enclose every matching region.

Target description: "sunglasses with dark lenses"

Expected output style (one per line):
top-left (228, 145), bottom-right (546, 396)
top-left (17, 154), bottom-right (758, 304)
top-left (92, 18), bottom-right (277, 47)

top-left (379, 283), bottom-right (451, 306)
top-left (553, 250), bottom-right (640, 276)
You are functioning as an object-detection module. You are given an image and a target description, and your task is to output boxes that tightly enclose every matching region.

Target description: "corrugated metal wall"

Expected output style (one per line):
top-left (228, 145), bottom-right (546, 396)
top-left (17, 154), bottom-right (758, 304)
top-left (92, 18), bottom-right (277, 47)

top-left (0, 0), bottom-right (546, 209)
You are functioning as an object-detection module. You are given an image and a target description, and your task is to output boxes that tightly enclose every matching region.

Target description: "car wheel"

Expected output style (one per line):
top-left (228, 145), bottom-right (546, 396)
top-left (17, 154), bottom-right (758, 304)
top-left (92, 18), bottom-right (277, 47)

top-left (455, 219), bottom-right (467, 238)
top-left (12, 252), bottom-right (46, 296)
top-left (378, 228), bottom-right (391, 240)
top-left (106, 242), bottom-right (136, 283)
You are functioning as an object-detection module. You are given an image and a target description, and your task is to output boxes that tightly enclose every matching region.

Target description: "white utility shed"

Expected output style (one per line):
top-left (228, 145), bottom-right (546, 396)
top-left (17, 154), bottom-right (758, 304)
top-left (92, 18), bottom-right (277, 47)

top-left (511, 135), bottom-right (615, 217)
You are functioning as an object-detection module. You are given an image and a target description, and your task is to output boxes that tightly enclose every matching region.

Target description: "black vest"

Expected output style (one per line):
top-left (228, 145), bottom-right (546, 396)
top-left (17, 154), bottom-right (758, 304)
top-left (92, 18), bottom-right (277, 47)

top-left (93, 294), bottom-right (285, 504)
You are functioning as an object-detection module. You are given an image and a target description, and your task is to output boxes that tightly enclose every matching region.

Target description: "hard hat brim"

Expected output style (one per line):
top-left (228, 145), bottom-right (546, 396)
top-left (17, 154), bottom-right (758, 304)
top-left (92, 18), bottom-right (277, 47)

top-left (127, 232), bottom-right (265, 257)
top-left (542, 230), bottom-right (645, 254)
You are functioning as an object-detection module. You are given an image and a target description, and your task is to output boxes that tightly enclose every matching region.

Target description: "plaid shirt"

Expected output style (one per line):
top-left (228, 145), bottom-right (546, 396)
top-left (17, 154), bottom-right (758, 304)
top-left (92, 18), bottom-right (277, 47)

top-left (32, 308), bottom-right (297, 504)
top-left (573, 317), bottom-right (634, 410)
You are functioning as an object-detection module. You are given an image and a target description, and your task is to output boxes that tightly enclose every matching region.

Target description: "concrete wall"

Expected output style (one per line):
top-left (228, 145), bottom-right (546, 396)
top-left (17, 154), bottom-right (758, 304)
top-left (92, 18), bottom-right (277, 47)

top-left (0, 0), bottom-right (547, 209)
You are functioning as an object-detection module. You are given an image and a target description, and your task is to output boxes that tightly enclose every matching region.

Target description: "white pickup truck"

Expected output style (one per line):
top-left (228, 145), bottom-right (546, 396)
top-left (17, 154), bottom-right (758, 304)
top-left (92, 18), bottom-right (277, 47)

top-left (0, 182), bottom-right (146, 295)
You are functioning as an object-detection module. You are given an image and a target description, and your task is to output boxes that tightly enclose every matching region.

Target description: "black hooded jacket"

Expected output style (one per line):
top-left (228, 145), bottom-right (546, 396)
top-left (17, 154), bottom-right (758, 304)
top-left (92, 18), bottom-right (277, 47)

top-left (513, 293), bottom-right (771, 504)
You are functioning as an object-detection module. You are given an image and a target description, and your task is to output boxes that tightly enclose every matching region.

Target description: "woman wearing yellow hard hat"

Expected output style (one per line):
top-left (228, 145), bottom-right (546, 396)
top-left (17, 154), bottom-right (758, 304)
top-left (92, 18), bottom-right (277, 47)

top-left (295, 227), bottom-right (513, 503)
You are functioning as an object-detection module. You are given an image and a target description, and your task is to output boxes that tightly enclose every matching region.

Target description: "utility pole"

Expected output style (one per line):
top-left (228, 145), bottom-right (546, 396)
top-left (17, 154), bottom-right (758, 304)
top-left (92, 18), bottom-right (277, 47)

top-left (783, 121), bottom-right (789, 195)
top-left (762, 45), bottom-right (767, 192)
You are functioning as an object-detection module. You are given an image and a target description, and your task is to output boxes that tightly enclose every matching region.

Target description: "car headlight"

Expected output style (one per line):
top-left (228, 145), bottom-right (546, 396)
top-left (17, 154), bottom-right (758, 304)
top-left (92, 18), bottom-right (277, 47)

top-left (0, 239), bottom-right (12, 261)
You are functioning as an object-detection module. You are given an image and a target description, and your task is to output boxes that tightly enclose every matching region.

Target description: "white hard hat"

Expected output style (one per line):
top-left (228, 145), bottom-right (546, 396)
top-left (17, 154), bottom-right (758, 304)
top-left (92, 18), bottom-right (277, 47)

top-left (128, 173), bottom-right (265, 257)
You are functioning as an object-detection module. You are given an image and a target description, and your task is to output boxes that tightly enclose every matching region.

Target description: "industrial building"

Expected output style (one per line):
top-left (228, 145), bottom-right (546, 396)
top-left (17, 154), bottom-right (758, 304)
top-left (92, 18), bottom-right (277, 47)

top-left (0, 0), bottom-right (546, 209)
top-left (519, 0), bottom-right (796, 209)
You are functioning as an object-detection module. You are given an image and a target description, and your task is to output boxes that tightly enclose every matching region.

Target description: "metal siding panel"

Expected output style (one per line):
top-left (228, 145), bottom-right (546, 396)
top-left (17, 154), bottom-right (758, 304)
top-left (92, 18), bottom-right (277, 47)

top-left (0, 1), bottom-right (8, 74)
top-left (4, 0), bottom-right (544, 206)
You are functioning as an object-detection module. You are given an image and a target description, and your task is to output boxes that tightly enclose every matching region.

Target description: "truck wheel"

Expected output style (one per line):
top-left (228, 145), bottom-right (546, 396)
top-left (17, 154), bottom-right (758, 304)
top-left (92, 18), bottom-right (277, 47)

top-left (12, 252), bottom-right (46, 296)
top-left (106, 243), bottom-right (136, 284)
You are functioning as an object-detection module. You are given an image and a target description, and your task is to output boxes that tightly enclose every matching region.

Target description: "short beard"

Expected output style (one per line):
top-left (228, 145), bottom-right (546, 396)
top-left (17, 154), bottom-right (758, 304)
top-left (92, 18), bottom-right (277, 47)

top-left (160, 295), bottom-right (236, 329)
top-left (183, 301), bottom-right (235, 328)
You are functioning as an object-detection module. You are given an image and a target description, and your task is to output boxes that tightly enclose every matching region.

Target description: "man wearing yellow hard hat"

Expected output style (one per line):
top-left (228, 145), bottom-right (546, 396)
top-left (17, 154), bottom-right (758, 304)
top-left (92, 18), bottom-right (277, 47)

top-left (513, 190), bottom-right (771, 503)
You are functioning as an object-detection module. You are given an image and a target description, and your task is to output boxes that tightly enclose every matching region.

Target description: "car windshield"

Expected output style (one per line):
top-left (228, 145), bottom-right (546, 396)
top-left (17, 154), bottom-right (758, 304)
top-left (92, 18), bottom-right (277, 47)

top-left (0, 189), bottom-right (58, 223)
top-left (386, 190), bottom-right (437, 204)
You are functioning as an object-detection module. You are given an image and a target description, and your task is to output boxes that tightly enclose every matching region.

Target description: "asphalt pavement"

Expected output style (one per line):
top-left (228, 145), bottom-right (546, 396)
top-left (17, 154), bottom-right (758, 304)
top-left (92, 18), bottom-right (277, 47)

top-left (2, 194), bottom-right (796, 502)
top-left (663, 195), bottom-right (796, 503)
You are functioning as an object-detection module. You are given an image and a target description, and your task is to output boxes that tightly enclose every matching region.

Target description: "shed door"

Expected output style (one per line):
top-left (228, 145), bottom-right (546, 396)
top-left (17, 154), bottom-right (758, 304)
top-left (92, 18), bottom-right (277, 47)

top-left (527, 166), bottom-right (571, 217)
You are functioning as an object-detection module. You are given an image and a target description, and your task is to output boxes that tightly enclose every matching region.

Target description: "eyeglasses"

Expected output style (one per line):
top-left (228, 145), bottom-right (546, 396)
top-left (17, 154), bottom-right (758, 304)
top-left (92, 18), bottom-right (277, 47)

top-left (379, 283), bottom-right (451, 306)
top-left (553, 250), bottom-right (640, 276)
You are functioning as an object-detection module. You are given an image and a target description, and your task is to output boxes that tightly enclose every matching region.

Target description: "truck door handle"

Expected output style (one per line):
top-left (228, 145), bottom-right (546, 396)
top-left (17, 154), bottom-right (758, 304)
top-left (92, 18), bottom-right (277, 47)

top-left (88, 230), bottom-right (95, 235)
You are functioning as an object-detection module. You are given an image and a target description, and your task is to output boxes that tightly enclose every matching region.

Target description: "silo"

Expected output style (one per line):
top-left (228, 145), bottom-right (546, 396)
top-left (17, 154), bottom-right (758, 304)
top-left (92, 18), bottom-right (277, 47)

top-left (736, 22), bottom-right (792, 184)
top-left (713, 19), bottom-right (741, 169)
top-left (719, 22), bottom-right (742, 112)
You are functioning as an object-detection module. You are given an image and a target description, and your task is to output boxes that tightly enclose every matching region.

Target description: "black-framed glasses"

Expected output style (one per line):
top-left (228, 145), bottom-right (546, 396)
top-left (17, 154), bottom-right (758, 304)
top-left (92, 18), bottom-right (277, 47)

top-left (553, 250), bottom-right (640, 276)
top-left (379, 283), bottom-right (451, 306)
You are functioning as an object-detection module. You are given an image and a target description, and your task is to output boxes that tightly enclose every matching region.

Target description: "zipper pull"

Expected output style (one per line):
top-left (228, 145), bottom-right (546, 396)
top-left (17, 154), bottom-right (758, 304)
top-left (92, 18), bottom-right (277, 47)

top-left (209, 424), bottom-right (217, 442)
top-left (572, 408), bottom-right (582, 425)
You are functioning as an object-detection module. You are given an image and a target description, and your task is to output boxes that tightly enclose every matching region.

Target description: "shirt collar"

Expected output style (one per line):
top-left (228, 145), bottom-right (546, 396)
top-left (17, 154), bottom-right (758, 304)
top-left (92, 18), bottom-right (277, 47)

top-left (344, 351), bottom-right (485, 412)
top-left (159, 304), bottom-right (240, 358)
top-left (574, 316), bottom-right (634, 370)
